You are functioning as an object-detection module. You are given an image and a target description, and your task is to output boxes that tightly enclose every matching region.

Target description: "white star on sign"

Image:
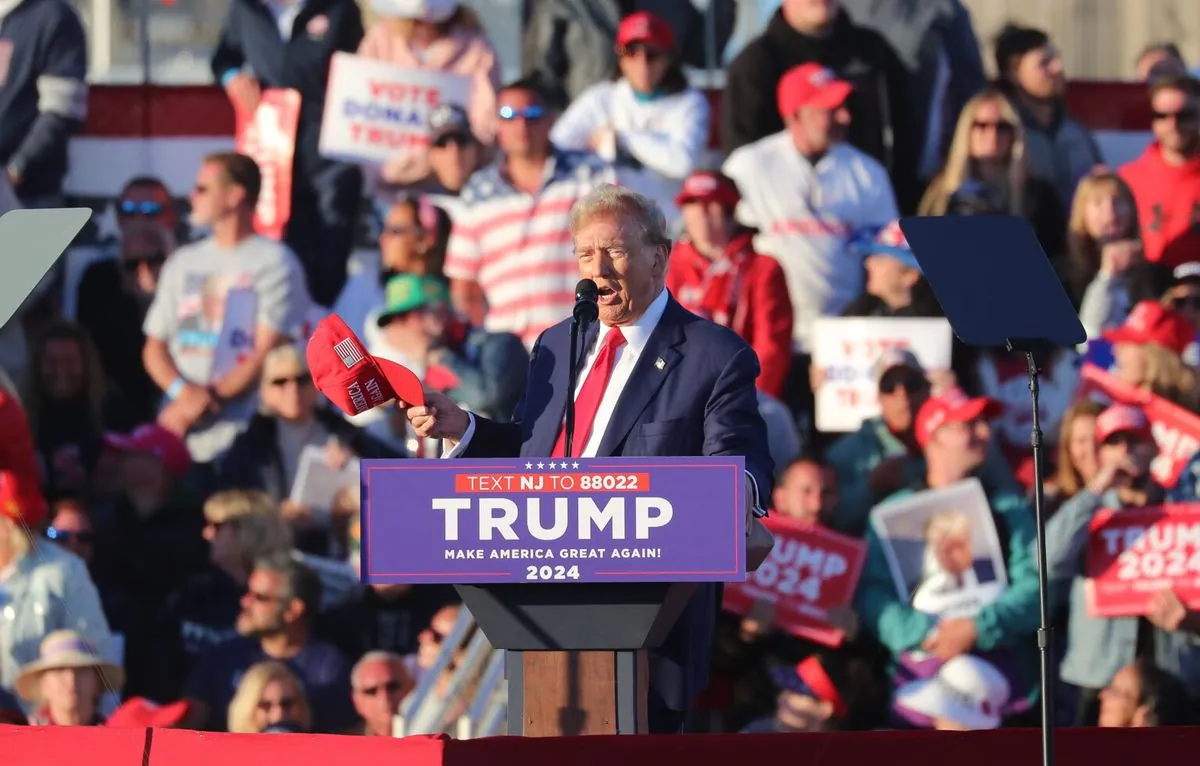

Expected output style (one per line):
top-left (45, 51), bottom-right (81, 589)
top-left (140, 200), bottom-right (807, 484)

top-left (572, 461), bottom-right (580, 469)
top-left (537, 462), bottom-right (545, 469)
top-left (525, 462), bottom-right (533, 469)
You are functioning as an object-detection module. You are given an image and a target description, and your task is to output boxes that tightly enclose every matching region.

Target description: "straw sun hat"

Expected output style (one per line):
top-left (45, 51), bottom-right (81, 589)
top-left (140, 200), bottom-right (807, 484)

top-left (15, 630), bottom-right (124, 702)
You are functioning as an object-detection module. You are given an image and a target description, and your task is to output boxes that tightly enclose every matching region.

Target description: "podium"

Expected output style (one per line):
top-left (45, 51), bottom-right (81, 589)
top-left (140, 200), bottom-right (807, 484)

top-left (360, 456), bottom-right (747, 736)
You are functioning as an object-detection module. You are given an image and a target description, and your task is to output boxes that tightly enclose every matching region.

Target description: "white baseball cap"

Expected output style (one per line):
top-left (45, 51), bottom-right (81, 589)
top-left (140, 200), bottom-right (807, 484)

top-left (894, 655), bottom-right (1010, 730)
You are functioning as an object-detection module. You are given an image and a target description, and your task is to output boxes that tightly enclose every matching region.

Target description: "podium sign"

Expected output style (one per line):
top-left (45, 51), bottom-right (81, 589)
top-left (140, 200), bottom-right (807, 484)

top-left (360, 456), bottom-right (746, 585)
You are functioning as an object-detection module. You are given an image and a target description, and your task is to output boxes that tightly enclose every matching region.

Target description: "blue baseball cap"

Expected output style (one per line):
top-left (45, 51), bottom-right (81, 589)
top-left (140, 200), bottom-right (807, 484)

top-left (854, 220), bottom-right (922, 272)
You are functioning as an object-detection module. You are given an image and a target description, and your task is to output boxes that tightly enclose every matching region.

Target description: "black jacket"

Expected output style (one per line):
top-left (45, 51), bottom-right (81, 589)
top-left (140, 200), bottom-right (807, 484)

top-left (721, 9), bottom-right (919, 211)
top-left (210, 0), bottom-right (363, 180)
top-left (215, 408), bottom-right (400, 503)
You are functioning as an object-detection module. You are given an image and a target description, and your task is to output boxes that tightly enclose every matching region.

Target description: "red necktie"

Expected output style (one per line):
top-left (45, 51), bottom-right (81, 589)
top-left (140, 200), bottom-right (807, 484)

top-left (551, 328), bottom-right (627, 457)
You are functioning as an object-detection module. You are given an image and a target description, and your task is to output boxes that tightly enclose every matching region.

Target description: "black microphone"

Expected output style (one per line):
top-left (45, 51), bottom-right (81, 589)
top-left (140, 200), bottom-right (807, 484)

top-left (573, 279), bottom-right (599, 323)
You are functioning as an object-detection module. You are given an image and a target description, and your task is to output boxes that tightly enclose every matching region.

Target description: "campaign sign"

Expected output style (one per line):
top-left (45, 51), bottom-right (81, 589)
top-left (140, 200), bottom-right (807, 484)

top-left (1086, 503), bottom-right (1200, 617)
top-left (360, 457), bottom-right (746, 584)
top-left (722, 518), bottom-right (866, 647)
top-left (1075, 363), bottom-right (1200, 488)
top-left (319, 53), bottom-right (471, 166)
top-left (810, 317), bottom-right (953, 433)
top-left (235, 88), bottom-right (300, 239)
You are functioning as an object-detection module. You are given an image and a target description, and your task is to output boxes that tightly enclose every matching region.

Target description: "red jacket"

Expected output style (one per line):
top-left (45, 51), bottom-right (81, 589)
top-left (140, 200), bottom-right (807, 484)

top-left (667, 233), bottom-right (794, 397)
top-left (0, 389), bottom-right (46, 527)
top-left (1120, 143), bottom-right (1200, 269)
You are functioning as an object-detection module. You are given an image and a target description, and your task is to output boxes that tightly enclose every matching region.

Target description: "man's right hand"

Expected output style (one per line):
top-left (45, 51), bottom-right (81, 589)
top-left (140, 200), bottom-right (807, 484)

top-left (225, 73), bottom-right (262, 115)
top-left (1086, 455), bottom-right (1139, 496)
top-left (402, 390), bottom-right (470, 443)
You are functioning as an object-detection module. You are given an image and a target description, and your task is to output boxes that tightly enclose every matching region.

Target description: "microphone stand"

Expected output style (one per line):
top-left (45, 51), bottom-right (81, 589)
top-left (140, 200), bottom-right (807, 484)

top-left (565, 316), bottom-right (585, 459)
top-left (1008, 341), bottom-right (1053, 766)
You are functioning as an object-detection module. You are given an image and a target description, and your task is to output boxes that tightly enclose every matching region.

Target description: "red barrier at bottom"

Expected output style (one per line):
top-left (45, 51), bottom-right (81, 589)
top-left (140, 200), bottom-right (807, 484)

top-left (5, 721), bottom-right (1200, 765)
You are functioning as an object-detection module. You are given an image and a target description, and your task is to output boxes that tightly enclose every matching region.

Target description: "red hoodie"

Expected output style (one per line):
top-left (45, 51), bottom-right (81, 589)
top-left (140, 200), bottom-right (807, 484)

top-left (1119, 143), bottom-right (1200, 269)
top-left (666, 233), bottom-right (794, 398)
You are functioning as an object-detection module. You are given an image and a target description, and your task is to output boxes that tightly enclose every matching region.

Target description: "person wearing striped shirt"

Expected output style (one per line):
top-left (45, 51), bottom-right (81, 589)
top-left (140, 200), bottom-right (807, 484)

top-left (443, 76), bottom-right (619, 349)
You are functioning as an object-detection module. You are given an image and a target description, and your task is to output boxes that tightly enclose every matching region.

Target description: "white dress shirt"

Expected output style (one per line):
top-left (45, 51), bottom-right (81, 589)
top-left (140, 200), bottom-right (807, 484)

top-left (444, 288), bottom-right (764, 511)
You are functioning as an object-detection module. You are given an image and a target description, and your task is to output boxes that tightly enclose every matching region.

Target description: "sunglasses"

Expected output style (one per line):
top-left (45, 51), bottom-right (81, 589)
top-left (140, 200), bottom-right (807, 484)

top-left (498, 104), bottom-right (545, 122)
top-left (122, 252), bottom-right (167, 272)
top-left (1152, 109), bottom-right (1197, 123)
top-left (972, 120), bottom-right (1015, 134)
top-left (269, 373), bottom-right (312, 388)
top-left (1173, 295), bottom-right (1200, 311)
top-left (879, 371), bottom-right (929, 395)
top-left (46, 527), bottom-right (95, 544)
top-left (433, 133), bottom-right (470, 149)
top-left (119, 200), bottom-right (165, 216)
top-left (617, 43), bottom-right (665, 62)
top-left (257, 697), bottom-right (297, 712)
top-left (357, 680), bottom-right (404, 697)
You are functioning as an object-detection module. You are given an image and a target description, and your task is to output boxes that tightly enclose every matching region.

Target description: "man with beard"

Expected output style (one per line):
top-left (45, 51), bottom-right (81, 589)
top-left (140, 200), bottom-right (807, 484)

top-left (183, 553), bottom-right (353, 732)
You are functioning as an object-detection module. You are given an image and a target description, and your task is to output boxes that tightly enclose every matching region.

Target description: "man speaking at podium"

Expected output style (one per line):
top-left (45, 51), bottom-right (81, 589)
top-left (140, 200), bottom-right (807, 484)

top-left (402, 183), bottom-right (775, 733)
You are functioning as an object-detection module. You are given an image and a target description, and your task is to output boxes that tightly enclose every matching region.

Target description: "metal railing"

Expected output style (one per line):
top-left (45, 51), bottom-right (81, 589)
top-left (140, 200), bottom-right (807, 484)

top-left (392, 606), bottom-right (508, 738)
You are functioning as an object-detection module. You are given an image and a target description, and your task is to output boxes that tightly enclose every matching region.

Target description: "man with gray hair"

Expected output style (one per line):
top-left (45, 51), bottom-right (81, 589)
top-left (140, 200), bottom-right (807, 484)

top-left (349, 650), bottom-right (412, 736)
top-left (402, 183), bottom-right (775, 733)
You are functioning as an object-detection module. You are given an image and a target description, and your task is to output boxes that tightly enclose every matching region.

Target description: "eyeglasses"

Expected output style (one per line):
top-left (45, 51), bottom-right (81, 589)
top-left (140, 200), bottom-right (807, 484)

top-left (433, 134), bottom-right (470, 149)
top-left (879, 372), bottom-right (929, 395)
top-left (498, 104), bottom-right (545, 122)
top-left (616, 43), bottom-right (665, 62)
top-left (119, 200), bottom-right (165, 217)
top-left (269, 373), bottom-right (312, 388)
top-left (46, 527), bottom-right (95, 544)
top-left (1152, 108), bottom-right (1197, 123)
top-left (122, 252), bottom-right (167, 272)
top-left (356, 680), bottom-right (404, 697)
top-left (971, 120), bottom-right (1015, 135)
top-left (1173, 295), bottom-right (1200, 311)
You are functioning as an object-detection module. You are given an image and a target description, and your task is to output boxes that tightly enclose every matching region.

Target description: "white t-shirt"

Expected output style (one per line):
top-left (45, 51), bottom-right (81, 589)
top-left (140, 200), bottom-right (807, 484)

top-left (550, 78), bottom-right (710, 225)
top-left (723, 133), bottom-right (898, 353)
top-left (143, 235), bottom-right (311, 462)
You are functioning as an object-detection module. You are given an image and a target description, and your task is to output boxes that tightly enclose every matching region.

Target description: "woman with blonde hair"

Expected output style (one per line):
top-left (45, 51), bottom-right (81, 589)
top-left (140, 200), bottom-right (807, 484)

top-left (1105, 300), bottom-right (1199, 410)
top-left (227, 660), bottom-right (311, 733)
top-left (358, 0), bottom-right (499, 189)
top-left (919, 88), bottom-right (1063, 253)
top-left (1062, 171), bottom-right (1163, 338)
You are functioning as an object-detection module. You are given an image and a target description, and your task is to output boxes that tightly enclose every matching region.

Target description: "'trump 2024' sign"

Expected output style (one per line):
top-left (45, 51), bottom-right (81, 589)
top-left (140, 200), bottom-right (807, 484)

top-left (360, 457), bottom-right (746, 584)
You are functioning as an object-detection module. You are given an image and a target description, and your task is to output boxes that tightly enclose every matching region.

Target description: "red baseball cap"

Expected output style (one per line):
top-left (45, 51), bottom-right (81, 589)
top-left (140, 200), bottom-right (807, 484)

top-left (915, 387), bottom-right (1004, 448)
top-left (1095, 404), bottom-right (1153, 444)
top-left (104, 424), bottom-right (191, 478)
top-left (675, 171), bottom-right (740, 209)
top-left (307, 314), bottom-right (425, 416)
top-left (105, 697), bottom-right (191, 728)
top-left (616, 11), bottom-right (674, 52)
top-left (1103, 300), bottom-right (1194, 356)
top-left (777, 63), bottom-right (854, 118)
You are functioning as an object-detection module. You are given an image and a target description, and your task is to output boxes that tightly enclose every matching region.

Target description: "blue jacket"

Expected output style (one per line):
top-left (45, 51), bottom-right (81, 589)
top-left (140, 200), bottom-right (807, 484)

top-left (463, 295), bottom-right (775, 711)
top-left (210, 0), bottom-right (363, 179)
top-left (0, 0), bottom-right (87, 199)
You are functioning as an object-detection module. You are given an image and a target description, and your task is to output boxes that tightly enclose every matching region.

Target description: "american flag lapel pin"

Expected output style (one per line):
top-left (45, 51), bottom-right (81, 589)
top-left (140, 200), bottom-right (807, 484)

top-left (655, 357), bottom-right (666, 371)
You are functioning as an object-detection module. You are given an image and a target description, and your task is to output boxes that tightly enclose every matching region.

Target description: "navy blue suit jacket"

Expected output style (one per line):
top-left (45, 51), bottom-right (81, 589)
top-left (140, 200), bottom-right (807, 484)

top-left (465, 295), bottom-right (775, 711)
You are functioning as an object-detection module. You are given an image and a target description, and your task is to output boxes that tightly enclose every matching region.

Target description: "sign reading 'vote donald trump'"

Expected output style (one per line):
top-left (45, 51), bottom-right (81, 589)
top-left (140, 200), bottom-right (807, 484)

top-left (360, 457), bottom-right (747, 584)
